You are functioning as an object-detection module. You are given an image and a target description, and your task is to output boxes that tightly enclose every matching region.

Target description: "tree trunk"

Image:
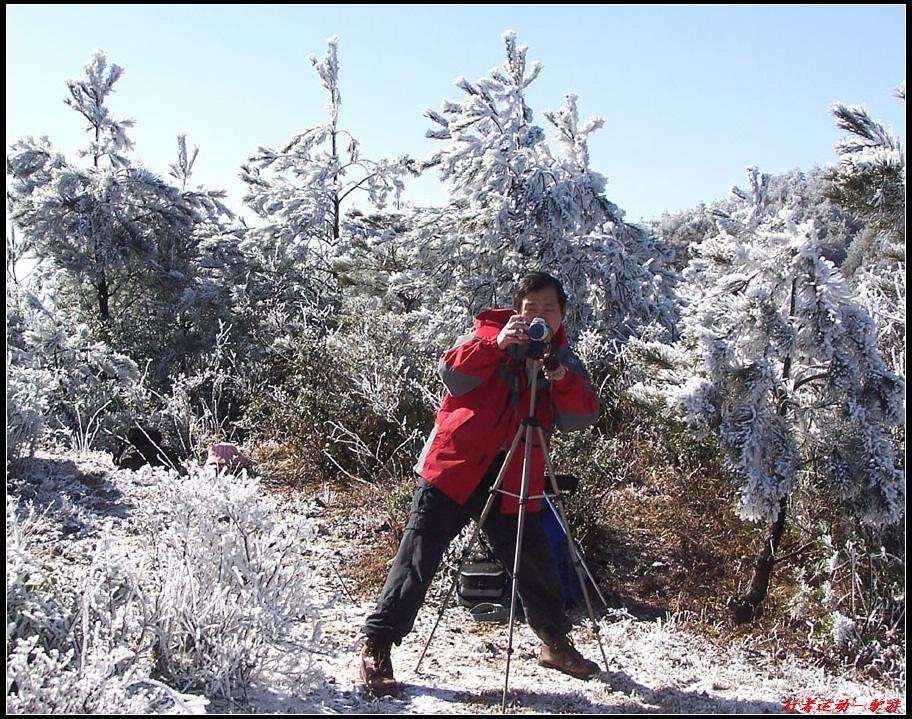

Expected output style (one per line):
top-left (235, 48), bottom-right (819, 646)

top-left (730, 278), bottom-right (797, 624)
top-left (93, 124), bottom-right (111, 322)
top-left (331, 124), bottom-right (340, 244)
top-left (97, 269), bottom-right (110, 322)
top-left (730, 496), bottom-right (789, 623)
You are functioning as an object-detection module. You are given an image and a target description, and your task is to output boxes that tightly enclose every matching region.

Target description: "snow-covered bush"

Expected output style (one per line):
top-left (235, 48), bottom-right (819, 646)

top-left (830, 611), bottom-right (858, 649)
top-left (326, 295), bottom-right (439, 424)
top-left (7, 453), bottom-right (321, 709)
top-left (6, 497), bottom-right (72, 652)
top-left (6, 364), bottom-right (54, 462)
top-left (7, 291), bottom-right (148, 458)
top-left (852, 261), bottom-right (905, 378)
top-left (241, 319), bottom-right (348, 482)
top-left (321, 297), bottom-right (440, 485)
top-left (820, 530), bottom-right (905, 680)
top-left (243, 294), bottom-right (439, 487)
top-left (149, 320), bottom-right (256, 460)
top-left (6, 497), bottom-right (209, 714)
top-left (6, 635), bottom-right (209, 714)
top-left (648, 202), bottom-right (722, 271)
top-left (6, 237), bottom-right (51, 461)
top-left (649, 166), bottom-right (862, 271)
top-left (139, 464), bottom-right (322, 701)
top-left (693, 505), bottom-right (903, 684)
top-left (787, 574), bottom-right (814, 621)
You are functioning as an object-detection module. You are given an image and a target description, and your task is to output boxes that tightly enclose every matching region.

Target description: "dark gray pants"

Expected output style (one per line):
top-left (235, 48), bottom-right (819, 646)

top-left (362, 453), bottom-right (571, 645)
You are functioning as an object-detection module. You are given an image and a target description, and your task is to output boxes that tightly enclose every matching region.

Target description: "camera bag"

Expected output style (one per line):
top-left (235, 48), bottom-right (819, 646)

top-left (456, 559), bottom-right (508, 608)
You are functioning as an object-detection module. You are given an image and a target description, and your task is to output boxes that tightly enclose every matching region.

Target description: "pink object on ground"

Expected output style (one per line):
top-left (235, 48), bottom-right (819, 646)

top-left (205, 443), bottom-right (251, 469)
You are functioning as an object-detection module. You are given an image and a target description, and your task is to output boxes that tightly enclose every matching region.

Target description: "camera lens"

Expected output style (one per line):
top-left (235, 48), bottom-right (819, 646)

top-left (528, 317), bottom-right (551, 342)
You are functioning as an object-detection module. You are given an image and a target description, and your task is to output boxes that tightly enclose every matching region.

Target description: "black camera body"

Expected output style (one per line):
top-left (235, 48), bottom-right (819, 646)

top-left (526, 317), bottom-right (551, 360)
top-left (525, 317), bottom-right (560, 371)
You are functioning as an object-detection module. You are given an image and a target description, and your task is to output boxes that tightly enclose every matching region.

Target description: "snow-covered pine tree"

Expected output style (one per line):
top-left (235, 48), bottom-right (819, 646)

top-left (161, 134), bottom-right (253, 372)
top-left (649, 167), bottom-right (862, 272)
top-left (384, 30), bottom-right (678, 351)
top-left (826, 87), bottom-right (905, 239)
top-left (6, 51), bottom-right (232, 389)
top-left (239, 36), bottom-right (417, 346)
top-left (630, 167), bottom-right (905, 622)
top-left (8, 51), bottom-right (177, 325)
top-left (825, 85), bottom-right (905, 378)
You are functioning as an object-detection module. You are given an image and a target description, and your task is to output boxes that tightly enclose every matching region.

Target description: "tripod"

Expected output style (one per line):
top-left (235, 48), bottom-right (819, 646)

top-left (415, 356), bottom-right (610, 713)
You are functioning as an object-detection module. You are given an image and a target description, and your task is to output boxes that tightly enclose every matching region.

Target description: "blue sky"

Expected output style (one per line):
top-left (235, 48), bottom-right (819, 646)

top-left (6, 4), bottom-right (906, 225)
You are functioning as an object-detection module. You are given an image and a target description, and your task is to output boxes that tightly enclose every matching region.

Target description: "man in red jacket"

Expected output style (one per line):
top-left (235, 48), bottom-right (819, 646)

top-left (359, 272), bottom-right (601, 698)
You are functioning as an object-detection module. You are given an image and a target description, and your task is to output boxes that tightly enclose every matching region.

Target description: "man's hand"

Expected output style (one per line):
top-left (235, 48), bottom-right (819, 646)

top-left (543, 363), bottom-right (568, 382)
top-left (496, 315), bottom-right (531, 351)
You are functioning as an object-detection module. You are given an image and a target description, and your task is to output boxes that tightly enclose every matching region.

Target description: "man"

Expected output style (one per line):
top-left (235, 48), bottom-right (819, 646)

top-left (359, 272), bottom-right (601, 698)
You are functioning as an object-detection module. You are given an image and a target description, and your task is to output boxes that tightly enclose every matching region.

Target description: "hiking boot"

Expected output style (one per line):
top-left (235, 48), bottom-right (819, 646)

top-left (359, 637), bottom-right (401, 698)
top-left (537, 634), bottom-right (600, 680)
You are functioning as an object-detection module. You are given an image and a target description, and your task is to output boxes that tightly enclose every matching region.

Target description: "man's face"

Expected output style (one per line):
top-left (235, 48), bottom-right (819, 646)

top-left (518, 286), bottom-right (564, 337)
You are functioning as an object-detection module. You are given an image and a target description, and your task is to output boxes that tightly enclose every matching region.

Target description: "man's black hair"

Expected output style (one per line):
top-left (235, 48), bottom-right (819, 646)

top-left (512, 272), bottom-right (567, 314)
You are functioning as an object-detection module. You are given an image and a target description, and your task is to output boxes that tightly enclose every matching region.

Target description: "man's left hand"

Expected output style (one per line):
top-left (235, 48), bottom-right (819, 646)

top-left (543, 363), bottom-right (568, 382)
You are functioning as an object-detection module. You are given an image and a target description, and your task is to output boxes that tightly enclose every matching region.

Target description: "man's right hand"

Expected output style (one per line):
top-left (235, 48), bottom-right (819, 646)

top-left (496, 315), bottom-right (531, 351)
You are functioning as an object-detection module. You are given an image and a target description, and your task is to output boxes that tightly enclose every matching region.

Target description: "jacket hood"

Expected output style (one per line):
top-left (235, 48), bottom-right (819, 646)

top-left (474, 308), bottom-right (568, 348)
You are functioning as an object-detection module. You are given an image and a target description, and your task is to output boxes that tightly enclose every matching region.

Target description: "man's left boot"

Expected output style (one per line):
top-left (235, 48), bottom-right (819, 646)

top-left (537, 634), bottom-right (600, 680)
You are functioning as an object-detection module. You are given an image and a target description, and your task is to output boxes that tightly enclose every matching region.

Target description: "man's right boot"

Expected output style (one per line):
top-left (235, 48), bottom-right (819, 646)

top-left (359, 637), bottom-right (401, 698)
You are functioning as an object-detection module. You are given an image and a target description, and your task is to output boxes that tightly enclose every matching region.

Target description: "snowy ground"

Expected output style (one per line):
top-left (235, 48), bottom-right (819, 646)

top-left (9, 451), bottom-right (904, 715)
top-left (248, 500), bottom-right (904, 716)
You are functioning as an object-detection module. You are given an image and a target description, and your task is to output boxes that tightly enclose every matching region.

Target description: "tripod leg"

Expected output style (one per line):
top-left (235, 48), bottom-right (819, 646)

top-left (501, 419), bottom-right (535, 714)
top-left (537, 426), bottom-right (611, 673)
top-left (414, 425), bottom-right (525, 674)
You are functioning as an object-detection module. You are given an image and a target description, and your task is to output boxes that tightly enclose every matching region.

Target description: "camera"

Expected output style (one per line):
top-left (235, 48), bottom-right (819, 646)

top-left (527, 317), bottom-right (551, 342)
top-left (526, 317), bottom-right (552, 360)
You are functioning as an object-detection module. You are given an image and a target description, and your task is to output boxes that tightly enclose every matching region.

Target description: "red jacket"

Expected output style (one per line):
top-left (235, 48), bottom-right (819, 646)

top-left (414, 308), bottom-right (600, 514)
